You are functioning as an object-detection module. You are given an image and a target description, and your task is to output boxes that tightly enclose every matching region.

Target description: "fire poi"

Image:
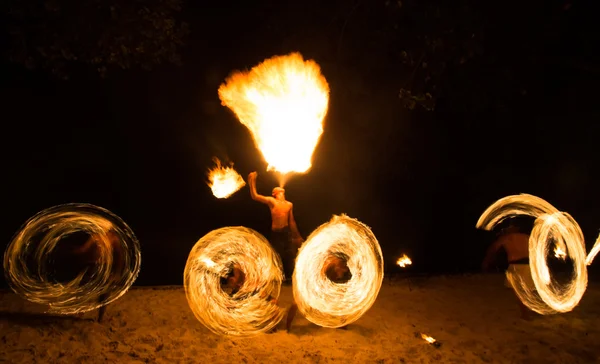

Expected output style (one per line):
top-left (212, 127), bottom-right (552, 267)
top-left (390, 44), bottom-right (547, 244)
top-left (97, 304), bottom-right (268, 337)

top-left (207, 157), bottom-right (246, 199)
top-left (293, 215), bottom-right (384, 328)
top-left (218, 52), bottom-right (330, 185)
top-left (183, 227), bottom-right (284, 336)
top-left (3, 204), bottom-right (141, 314)
top-left (476, 194), bottom-right (589, 314)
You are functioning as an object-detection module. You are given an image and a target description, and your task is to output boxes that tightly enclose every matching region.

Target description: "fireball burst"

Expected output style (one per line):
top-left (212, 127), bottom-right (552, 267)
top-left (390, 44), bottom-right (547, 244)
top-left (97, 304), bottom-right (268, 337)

top-left (218, 53), bottom-right (330, 176)
top-left (207, 158), bottom-right (246, 199)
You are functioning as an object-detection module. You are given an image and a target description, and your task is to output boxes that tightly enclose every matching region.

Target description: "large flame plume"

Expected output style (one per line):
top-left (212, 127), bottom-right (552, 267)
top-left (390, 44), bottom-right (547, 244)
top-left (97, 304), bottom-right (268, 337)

top-left (477, 194), bottom-right (588, 314)
top-left (207, 158), bottom-right (246, 199)
top-left (293, 215), bottom-right (384, 328)
top-left (183, 227), bottom-right (284, 336)
top-left (3, 204), bottom-right (141, 314)
top-left (218, 52), bottom-right (330, 185)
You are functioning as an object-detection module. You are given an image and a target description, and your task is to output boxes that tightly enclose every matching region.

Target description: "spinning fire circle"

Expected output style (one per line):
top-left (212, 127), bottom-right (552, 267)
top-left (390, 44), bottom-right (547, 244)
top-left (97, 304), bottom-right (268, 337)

top-left (183, 227), bottom-right (284, 336)
top-left (477, 194), bottom-right (588, 314)
top-left (293, 215), bottom-right (384, 328)
top-left (4, 203), bottom-right (141, 314)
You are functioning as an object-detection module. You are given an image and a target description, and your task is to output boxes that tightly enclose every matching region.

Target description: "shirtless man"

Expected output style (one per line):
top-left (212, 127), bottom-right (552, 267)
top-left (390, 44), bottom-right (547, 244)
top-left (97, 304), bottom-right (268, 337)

top-left (481, 222), bottom-right (533, 320)
top-left (72, 230), bottom-right (124, 322)
top-left (248, 171), bottom-right (304, 283)
top-left (286, 255), bottom-right (351, 332)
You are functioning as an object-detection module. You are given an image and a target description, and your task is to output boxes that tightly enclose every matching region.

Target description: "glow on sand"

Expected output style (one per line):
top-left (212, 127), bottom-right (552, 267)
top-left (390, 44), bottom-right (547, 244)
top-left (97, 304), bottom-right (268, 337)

top-left (476, 194), bottom-right (588, 314)
top-left (183, 227), bottom-right (284, 336)
top-left (3, 204), bottom-right (141, 314)
top-left (207, 157), bottom-right (246, 199)
top-left (293, 215), bottom-right (384, 328)
top-left (218, 52), bottom-right (330, 182)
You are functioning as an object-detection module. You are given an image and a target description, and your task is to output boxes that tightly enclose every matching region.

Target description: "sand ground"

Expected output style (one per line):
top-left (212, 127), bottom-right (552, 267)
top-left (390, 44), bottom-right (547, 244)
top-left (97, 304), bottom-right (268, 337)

top-left (1, 273), bottom-right (599, 364)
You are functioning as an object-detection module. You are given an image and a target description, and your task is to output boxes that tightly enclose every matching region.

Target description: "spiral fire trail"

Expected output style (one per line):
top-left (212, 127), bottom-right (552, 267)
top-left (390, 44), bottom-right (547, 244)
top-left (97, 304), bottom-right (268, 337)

top-left (183, 227), bottom-right (284, 336)
top-left (293, 215), bottom-right (384, 328)
top-left (3, 203), bottom-right (141, 314)
top-left (477, 194), bottom-right (587, 314)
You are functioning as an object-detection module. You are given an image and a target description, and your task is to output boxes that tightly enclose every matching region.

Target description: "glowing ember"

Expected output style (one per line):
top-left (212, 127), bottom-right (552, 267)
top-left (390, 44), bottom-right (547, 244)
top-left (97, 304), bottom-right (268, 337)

top-left (396, 254), bottom-right (412, 267)
top-left (293, 215), bottom-right (384, 328)
top-left (477, 194), bottom-right (588, 315)
top-left (207, 158), bottom-right (246, 199)
top-left (218, 52), bottom-right (330, 180)
top-left (554, 246), bottom-right (567, 260)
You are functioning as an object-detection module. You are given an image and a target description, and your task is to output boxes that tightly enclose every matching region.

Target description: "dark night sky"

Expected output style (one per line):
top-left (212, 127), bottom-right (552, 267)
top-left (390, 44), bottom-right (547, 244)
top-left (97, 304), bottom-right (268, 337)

top-left (1, 0), bottom-right (599, 286)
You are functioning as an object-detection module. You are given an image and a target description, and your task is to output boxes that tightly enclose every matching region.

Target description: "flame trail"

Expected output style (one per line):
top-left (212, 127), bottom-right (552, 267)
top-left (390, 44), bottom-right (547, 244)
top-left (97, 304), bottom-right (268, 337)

top-left (3, 204), bottom-right (141, 314)
top-left (207, 158), bottom-right (246, 199)
top-left (183, 227), bottom-right (284, 336)
top-left (218, 53), bottom-right (330, 186)
top-left (293, 215), bottom-right (384, 328)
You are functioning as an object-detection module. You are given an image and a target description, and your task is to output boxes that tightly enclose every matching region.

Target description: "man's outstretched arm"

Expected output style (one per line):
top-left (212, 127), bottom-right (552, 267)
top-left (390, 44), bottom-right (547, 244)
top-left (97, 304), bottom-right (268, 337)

top-left (248, 171), bottom-right (271, 205)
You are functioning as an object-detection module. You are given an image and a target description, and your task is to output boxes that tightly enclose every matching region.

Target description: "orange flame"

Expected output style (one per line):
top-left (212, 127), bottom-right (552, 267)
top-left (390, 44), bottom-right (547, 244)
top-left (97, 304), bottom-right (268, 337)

top-left (218, 53), bottom-right (330, 180)
top-left (396, 254), bottom-right (412, 268)
top-left (207, 158), bottom-right (246, 199)
top-left (554, 246), bottom-right (567, 260)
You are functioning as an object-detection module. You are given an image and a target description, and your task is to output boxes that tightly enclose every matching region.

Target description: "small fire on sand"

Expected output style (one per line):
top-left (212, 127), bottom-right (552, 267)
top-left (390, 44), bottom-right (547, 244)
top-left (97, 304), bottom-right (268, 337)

top-left (415, 332), bottom-right (442, 348)
top-left (396, 254), bottom-right (412, 268)
top-left (207, 158), bottom-right (246, 199)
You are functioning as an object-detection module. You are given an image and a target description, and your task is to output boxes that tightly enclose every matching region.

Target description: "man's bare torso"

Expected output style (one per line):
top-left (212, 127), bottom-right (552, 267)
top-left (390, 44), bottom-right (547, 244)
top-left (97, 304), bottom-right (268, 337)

top-left (269, 199), bottom-right (292, 231)
top-left (499, 233), bottom-right (530, 263)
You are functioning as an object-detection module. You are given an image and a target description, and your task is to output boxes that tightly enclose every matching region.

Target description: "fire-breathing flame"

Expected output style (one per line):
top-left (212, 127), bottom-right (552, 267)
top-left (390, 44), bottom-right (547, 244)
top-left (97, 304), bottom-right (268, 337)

top-left (396, 254), bottom-right (412, 268)
top-left (218, 53), bottom-right (330, 184)
top-left (554, 246), bottom-right (567, 260)
top-left (207, 158), bottom-right (246, 199)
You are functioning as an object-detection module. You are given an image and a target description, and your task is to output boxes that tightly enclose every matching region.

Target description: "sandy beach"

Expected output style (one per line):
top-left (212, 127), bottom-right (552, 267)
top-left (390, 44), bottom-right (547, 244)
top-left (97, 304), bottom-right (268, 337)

top-left (1, 273), bottom-right (599, 363)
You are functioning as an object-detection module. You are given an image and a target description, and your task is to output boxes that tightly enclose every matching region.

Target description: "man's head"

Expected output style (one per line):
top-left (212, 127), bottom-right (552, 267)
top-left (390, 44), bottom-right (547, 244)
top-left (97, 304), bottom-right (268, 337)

top-left (272, 187), bottom-right (285, 200)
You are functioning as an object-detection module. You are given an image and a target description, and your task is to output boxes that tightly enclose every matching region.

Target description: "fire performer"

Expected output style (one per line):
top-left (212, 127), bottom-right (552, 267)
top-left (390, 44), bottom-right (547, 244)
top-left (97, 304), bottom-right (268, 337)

top-left (481, 222), bottom-right (533, 320)
top-left (72, 230), bottom-right (125, 322)
top-left (248, 171), bottom-right (304, 283)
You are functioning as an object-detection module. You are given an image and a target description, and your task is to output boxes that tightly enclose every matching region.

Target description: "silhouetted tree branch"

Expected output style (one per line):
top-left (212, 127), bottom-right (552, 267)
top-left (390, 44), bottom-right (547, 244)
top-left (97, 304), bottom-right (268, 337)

top-left (3, 0), bottom-right (189, 79)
